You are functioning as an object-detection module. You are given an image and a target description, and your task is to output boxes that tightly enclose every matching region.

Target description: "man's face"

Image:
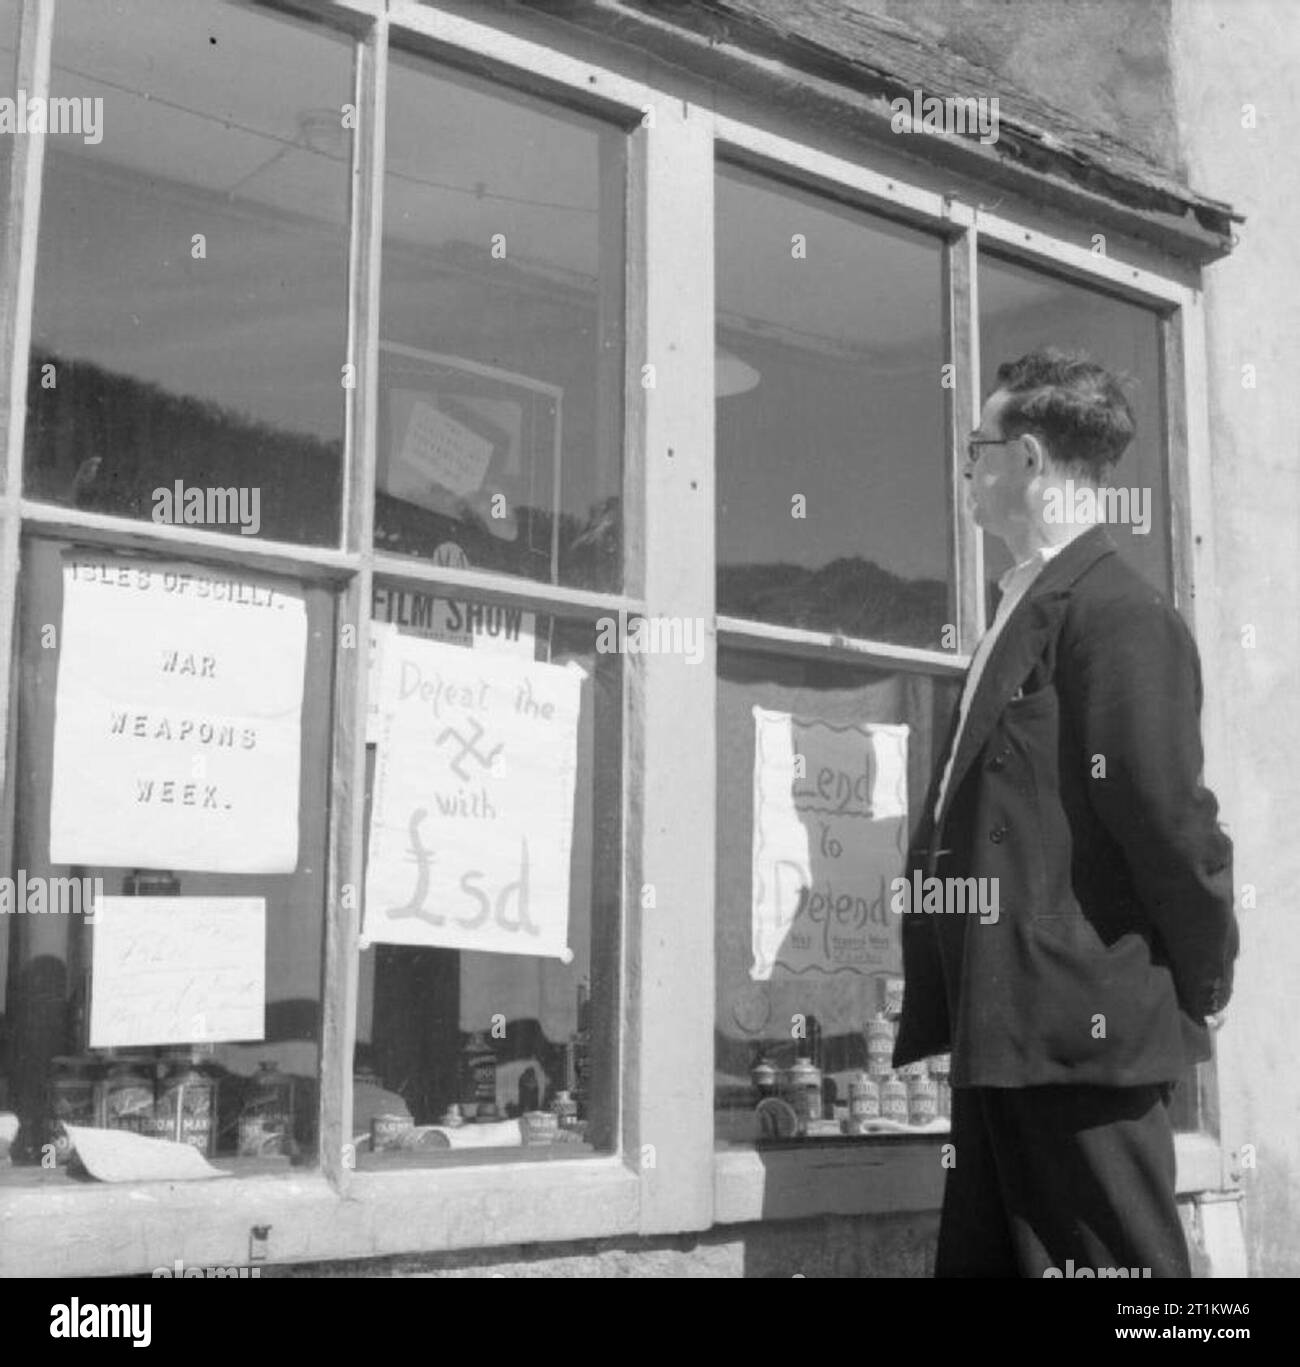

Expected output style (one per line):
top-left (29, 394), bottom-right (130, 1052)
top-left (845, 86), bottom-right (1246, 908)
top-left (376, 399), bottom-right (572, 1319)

top-left (964, 389), bottom-right (1037, 542)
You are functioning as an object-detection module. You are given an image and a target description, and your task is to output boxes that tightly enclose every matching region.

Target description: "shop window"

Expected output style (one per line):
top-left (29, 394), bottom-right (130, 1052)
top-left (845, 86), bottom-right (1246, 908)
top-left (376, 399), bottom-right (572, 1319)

top-left (354, 585), bottom-right (621, 1166)
top-left (0, 538), bottom-right (333, 1181)
top-left (22, 0), bottom-right (352, 545)
top-left (377, 49), bottom-right (625, 592)
top-left (715, 649), bottom-right (961, 1143)
top-left (715, 163), bottom-right (950, 649)
top-left (978, 254), bottom-right (1172, 599)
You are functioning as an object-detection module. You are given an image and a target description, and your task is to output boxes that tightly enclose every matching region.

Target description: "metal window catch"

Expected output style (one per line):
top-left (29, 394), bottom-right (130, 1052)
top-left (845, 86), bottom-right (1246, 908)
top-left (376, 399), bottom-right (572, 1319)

top-left (249, 1225), bottom-right (271, 1263)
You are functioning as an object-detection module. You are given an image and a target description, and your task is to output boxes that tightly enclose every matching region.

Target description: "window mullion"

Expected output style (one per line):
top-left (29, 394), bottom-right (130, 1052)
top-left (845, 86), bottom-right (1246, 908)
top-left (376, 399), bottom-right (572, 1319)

top-left (626, 96), bottom-right (716, 1234)
top-left (0, 0), bottom-right (53, 893)
top-left (944, 212), bottom-right (985, 651)
top-left (321, 7), bottom-right (387, 1189)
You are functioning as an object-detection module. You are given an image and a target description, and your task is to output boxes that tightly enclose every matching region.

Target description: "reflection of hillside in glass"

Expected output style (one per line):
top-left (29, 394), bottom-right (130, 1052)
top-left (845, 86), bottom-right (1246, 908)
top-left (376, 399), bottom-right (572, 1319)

top-left (25, 351), bottom-right (344, 546)
top-left (26, 350), bottom-right (623, 587)
top-left (719, 557), bottom-right (948, 650)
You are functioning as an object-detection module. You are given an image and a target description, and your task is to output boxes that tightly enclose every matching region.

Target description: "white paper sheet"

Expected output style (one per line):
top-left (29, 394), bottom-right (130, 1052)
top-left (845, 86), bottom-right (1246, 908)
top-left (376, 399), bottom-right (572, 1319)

top-left (750, 708), bottom-right (909, 982)
top-left (49, 554), bottom-right (307, 873)
top-left (89, 896), bottom-right (265, 1048)
top-left (364, 637), bottom-right (581, 959)
top-left (397, 397), bottom-right (494, 498)
top-left (66, 1125), bottom-right (230, 1182)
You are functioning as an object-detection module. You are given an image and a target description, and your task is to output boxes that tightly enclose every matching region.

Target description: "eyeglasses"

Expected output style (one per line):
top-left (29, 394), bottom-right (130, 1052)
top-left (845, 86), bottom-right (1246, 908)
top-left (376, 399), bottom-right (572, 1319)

top-left (965, 435), bottom-right (1016, 464)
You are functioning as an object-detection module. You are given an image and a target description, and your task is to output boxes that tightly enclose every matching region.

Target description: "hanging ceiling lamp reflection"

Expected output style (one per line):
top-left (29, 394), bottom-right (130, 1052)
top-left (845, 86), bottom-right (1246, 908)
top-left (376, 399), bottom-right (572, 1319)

top-left (715, 345), bottom-right (760, 398)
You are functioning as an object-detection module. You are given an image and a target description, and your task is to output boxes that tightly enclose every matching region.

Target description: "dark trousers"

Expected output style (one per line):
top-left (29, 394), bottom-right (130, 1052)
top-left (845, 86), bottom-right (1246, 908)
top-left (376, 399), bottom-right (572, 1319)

top-left (936, 1082), bottom-right (1190, 1278)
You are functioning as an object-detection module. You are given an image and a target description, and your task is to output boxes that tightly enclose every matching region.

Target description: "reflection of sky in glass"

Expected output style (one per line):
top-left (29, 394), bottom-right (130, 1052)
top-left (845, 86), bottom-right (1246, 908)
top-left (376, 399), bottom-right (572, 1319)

top-left (716, 165), bottom-right (948, 591)
top-left (29, 0), bottom-right (352, 443)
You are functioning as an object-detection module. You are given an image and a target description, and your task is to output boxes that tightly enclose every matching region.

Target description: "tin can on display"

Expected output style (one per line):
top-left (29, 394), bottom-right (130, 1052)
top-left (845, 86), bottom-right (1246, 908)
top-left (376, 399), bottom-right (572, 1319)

top-left (782, 1056), bottom-right (823, 1128)
top-left (370, 1113), bottom-right (413, 1152)
top-left (99, 1058), bottom-right (153, 1134)
top-left (750, 1057), bottom-right (778, 1099)
top-left (879, 1073), bottom-right (908, 1124)
top-left (550, 1089), bottom-right (579, 1130)
top-left (897, 1059), bottom-right (927, 1082)
top-left (865, 1017), bottom-right (894, 1080)
top-left (928, 1053), bottom-right (951, 1081)
top-left (937, 1081), bottom-right (952, 1122)
top-left (238, 1061), bottom-right (296, 1157)
top-left (907, 1075), bottom-right (939, 1126)
top-left (848, 1072), bottom-right (880, 1121)
top-left (155, 1062), bottom-right (215, 1154)
top-left (461, 1032), bottom-right (498, 1116)
top-left (879, 976), bottom-right (905, 1017)
top-left (46, 1057), bottom-right (96, 1164)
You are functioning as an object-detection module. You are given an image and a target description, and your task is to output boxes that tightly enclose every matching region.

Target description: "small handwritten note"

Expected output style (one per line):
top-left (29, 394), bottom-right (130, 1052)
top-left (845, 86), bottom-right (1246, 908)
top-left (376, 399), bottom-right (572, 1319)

top-left (398, 398), bottom-right (494, 498)
top-left (89, 897), bottom-right (265, 1048)
top-left (364, 637), bottom-right (582, 959)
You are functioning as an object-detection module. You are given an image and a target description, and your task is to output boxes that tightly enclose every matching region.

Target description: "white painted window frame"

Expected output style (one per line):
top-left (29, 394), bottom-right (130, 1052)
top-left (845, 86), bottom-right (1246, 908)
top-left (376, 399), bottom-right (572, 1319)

top-left (0, 0), bottom-right (1228, 1274)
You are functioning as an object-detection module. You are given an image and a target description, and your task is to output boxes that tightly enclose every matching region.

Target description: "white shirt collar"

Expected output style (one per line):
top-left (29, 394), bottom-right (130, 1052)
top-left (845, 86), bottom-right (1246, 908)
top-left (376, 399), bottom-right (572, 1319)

top-left (996, 542), bottom-right (1065, 596)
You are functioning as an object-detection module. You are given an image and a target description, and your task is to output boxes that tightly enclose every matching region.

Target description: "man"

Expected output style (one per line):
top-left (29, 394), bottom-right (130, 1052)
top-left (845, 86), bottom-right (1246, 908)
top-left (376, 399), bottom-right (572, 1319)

top-left (893, 349), bottom-right (1239, 1278)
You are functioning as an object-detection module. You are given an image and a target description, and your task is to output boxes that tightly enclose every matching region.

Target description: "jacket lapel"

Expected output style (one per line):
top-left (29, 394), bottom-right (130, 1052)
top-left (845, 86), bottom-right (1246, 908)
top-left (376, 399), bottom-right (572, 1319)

top-left (932, 526), bottom-right (1118, 835)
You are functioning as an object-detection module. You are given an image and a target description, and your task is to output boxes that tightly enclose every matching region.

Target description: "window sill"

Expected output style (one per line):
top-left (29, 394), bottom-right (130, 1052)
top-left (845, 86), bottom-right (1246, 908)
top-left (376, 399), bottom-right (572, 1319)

top-left (713, 1131), bottom-right (1230, 1225)
top-left (0, 1154), bottom-right (639, 1277)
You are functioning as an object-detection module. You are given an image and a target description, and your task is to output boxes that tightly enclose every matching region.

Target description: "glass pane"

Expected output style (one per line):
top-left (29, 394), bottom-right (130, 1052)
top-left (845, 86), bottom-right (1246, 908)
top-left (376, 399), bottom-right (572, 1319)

top-left (978, 255), bottom-right (1170, 600)
top-left (0, 540), bottom-right (332, 1181)
top-left (716, 164), bottom-right (950, 648)
top-left (377, 52), bottom-right (625, 591)
top-left (715, 649), bottom-right (960, 1144)
top-left (23, 0), bottom-right (352, 545)
top-left (353, 586), bottom-right (620, 1165)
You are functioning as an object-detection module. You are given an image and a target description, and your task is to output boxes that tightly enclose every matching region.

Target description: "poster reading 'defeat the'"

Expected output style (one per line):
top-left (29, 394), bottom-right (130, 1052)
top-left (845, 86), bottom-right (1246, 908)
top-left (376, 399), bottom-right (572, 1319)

top-left (364, 634), bottom-right (583, 960)
top-left (49, 553), bottom-right (307, 873)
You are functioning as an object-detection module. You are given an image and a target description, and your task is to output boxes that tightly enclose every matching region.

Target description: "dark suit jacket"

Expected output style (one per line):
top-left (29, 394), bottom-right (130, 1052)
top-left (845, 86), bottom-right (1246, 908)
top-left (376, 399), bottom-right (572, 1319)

top-left (893, 526), bottom-right (1238, 1087)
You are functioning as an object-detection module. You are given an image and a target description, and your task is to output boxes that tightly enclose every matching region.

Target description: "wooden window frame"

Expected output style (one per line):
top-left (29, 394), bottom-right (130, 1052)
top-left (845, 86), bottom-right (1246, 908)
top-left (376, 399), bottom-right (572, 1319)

top-left (0, 0), bottom-right (1228, 1274)
top-left (707, 119), bottom-right (1228, 1221)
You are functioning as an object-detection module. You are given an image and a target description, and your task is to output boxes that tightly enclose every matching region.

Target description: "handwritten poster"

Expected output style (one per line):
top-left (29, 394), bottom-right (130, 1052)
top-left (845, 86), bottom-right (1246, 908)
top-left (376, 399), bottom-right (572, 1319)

top-left (751, 708), bottom-right (908, 982)
top-left (49, 554), bottom-right (306, 872)
top-left (89, 897), bottom-right (265, 1048)
top-left (364, 635), bottom-right (582, 958)
top-left (366, 585), bottom-right (535, 742)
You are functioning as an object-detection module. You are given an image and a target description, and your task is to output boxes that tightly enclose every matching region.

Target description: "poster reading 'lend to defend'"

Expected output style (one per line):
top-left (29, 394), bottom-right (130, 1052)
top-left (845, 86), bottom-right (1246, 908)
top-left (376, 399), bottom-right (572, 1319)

top-left (751, 708), bottom-right (909, 982)
top-left (364, 635), bottom-right (582, 959)
top-left (49, 554), bottom-right (307, 873)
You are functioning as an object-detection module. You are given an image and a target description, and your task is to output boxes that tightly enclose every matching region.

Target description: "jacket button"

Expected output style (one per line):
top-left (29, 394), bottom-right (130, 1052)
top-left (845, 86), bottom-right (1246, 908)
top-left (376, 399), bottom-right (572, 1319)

top-left (988, 749), bottom-right (1010, 772)
top-left (990, 825), bottom-right (1008, 843)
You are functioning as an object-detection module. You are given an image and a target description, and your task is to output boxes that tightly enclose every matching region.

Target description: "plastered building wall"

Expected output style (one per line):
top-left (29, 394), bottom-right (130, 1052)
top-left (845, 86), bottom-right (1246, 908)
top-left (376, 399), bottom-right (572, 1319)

top-left (1168, 0), bottom-right (1300, 1280)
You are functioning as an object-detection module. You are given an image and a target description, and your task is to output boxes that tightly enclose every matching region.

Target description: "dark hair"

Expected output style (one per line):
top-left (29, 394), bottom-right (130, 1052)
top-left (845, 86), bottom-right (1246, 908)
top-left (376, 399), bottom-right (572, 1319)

top-left (993, 348), bottom-right (1135, 480)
